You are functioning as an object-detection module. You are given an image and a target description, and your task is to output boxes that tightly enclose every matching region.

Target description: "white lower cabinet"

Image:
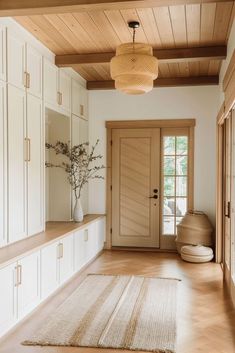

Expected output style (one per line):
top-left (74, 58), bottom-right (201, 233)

top-left (0, 263), bottom-right (17, 337)
top-left (40, 241), bottom-right (59, 299)
top-left (0, 251), bottom-right (41, 337)
top-left (58, 234), bottom-right (74, 284)
top-left (17, 251), bottom-right (40, 319)
top-left (0, 217), bottom-right (105, 339)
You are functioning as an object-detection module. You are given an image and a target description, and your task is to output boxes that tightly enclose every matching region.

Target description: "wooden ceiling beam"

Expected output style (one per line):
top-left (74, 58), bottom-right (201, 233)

top-left (55, 46), bottom-right (227, 66)
top-left (0, 0), bottom-right (230, 17)
top-left (87, 76), bottom-right (219, 90)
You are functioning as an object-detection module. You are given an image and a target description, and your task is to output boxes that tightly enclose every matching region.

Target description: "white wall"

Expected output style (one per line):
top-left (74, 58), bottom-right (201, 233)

top-left (88, 85), bottom-right (220, 226)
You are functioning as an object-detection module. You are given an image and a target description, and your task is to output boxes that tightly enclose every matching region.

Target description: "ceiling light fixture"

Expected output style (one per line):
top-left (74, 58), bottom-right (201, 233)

top-left (110, 21), bottom-right (158, 95)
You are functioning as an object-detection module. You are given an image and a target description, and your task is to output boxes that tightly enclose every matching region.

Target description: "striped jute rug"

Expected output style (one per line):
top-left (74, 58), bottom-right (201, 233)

top-left (23, 274), bottom-right (179, 352)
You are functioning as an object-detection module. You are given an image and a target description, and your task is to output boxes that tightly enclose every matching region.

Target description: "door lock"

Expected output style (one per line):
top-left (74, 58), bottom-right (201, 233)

top-left (153, 189), bottom-right (158, 193)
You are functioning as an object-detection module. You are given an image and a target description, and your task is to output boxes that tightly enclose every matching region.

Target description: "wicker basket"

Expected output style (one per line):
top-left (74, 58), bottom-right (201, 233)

top-left (176, 211), bottom-right (213, 254)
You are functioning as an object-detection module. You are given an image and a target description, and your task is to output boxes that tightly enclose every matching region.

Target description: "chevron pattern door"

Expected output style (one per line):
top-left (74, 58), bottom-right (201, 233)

top-left (112, 129), bottom-right (160, 247)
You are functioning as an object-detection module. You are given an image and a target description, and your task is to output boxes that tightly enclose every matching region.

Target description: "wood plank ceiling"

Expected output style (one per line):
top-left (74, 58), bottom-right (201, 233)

top-left (14, 1), bottom-right (235, 88)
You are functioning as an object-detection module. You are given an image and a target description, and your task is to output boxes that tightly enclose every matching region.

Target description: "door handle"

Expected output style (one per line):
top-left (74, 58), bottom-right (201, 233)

top-left (149, 195), bottom-right (158, 199)
top-left (225, 201), bottom-right (231, 218)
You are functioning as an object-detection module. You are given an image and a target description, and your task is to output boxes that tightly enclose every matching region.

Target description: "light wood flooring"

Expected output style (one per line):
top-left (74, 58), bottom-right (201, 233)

top-left (0, 251), bottom-right (235, 353)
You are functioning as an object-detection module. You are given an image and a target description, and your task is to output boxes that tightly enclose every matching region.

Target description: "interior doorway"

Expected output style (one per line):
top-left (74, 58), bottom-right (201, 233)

top-left (106, 120), bottom-right (195, 250)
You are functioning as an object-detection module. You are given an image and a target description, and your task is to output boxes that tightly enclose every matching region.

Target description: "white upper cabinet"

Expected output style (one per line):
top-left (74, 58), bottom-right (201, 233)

top-left (59, 70), bottom-right (71, 112)
top-left (43, 58), bottom-right (58, 107)
top-left (26, 44), bottom-right (42, 98)
top-left (0, 82), bottom-right (6, 247)
top-left (27, 94), bottom-right (44, 236)
top-left (8, 85), bottom-right (27, 243)
top-left (0, 263), bottom-right (17, 337)
top-left (0, 25), bottom-right (6, 81)
top-left (7, 29), bottom-right (25, 90)
top-left (17, 251), bottom-right (40, 319)
top-left (72, 79), bottom-right (88, 120)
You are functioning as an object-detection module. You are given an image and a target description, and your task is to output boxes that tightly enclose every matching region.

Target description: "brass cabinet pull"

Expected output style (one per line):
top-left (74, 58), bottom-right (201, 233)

top-left (225, 201), bottom-right (231, 218)
top-left (24, 138), bottom-right (30, 162)
top-left (27, 72), bottom-right (30, 89)
top-left (57, 92), bottom-right (62, 105)
top-left (17, 265), bottom-right (22, 286)
top-left (60, 243), bottom-right (63, 258)
top-left (57, 91), bottom-right (61, 105)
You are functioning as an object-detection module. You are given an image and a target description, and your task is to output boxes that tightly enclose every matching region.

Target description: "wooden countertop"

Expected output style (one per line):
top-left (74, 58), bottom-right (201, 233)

top-left (0, 214), bottom-right (105, 269)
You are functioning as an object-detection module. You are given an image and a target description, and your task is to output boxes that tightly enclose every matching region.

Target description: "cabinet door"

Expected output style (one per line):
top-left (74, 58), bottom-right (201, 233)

top-left (79, 118), bottom-right (89, 215)
top-left (0, 25), bottom-right (6, 81)
top-left (27, 94), bottom-right (44, 236)
top-left (7, 30), bottom-right (25, 90)
top-left (17, 252), bottom-right (40, 319)
top-left (26, 44), bottom-right (42, 98)
top-left (43, 59), bottom-right (58, 106)
top-left (74, 230), bottom-right (86, 271)
top-left (59, 70), bottom-right (71, 112)
top-left (8, 85), bottom-right (27, 243)
top-left (59, 234), bottom-right (74, 284)
top-left (72, 79), bottom-right (81, 117)
top-left (0, 263), bottom-right (17, 337)
top-left (40, 242), bottom-right (59, 300)
top-left (0, 82), bottom-right (6, 247)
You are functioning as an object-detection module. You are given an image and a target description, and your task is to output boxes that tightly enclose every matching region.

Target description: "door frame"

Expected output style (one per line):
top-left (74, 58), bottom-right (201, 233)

top-left (105, 119), bottom-right (195, 250)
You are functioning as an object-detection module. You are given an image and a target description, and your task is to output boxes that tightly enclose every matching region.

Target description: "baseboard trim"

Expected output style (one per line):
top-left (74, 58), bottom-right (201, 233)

top-left (111, 247), bottom-right (177, 253)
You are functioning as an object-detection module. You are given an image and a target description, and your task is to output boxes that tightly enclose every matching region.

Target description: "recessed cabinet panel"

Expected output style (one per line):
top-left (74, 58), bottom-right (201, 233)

top-left (17, 251), bottom-right (40, 319)
top-left (59, 234), bottom-right (74, 284)
top-left (26, 44), bottom-right (42, 98)
top-left (0, 263), bottom-right (16, 337)
top-left (59, 70), bottom-right (71, 112)
top-left (43, 59), bottom-right (58, 107)
top-left (74, 229), bottom-right (86, 271)
top-left (40, 242), bottom-right (59, 299)
top-left (7, 30), bottom-right (25, 90)
top-left (27, 94), bottom-right (43, 236)
top-left (8, 85), bottom-right (27, 243)
top-left (0, 25), bottom-right (6, 81)
top-left (80, 85), bottom-right (88, 120)
top-left (0, 82), bottom-right (6, 247)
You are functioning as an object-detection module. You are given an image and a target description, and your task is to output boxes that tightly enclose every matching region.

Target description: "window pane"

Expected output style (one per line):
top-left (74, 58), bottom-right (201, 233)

top-left (163, 216), bottom-right (175, 235)
top-left (164, 176), bottom-right (175, 196)
top-left (164, 156), bottom-right (175, 175)
top-left (176, 176), bottom-right (187, 196)
top-left (164, 136), bottom-right (175, 155)
top-left (176, 156), bottom-right (187, 175)
top-left (176, 198), bottom-right (187, 216)
top-left (164, 197), bottom-right (175, 215)
top-left (176, 136), bottom-right (188, 155)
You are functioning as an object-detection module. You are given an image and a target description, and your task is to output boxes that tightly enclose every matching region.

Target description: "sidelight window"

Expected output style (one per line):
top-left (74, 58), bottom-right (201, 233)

top-left (161, 129), bottom-right (193, 237)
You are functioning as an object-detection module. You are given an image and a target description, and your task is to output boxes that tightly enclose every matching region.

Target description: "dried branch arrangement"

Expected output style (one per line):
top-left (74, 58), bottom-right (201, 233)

top-left (45, 139), bottom-right (105, 200)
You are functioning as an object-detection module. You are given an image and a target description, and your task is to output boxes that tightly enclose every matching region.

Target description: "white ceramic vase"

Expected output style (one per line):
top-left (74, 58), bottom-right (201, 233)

top-left (73, 198), bottom-right (84, 222)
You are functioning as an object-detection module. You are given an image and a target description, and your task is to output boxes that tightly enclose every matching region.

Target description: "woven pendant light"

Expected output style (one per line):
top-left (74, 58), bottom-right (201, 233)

top-left (110, 21), bottom-right (158, 95)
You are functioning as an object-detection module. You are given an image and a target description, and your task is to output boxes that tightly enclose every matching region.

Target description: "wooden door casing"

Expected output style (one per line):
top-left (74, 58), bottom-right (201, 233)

top-left (112, 128), bottom-right (160, 248)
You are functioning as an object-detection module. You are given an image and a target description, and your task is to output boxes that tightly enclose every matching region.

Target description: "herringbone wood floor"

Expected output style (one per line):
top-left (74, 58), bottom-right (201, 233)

top-left (0, 251), bottom-right (235, 353)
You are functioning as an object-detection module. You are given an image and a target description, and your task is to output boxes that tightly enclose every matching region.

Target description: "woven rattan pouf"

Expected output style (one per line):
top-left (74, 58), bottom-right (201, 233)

top-left (181, 245), bottom-right (214, 263)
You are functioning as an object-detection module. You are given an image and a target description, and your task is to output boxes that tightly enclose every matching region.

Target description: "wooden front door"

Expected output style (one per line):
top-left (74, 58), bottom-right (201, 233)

top-left (112, 128), bottom-right (160, 247)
